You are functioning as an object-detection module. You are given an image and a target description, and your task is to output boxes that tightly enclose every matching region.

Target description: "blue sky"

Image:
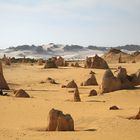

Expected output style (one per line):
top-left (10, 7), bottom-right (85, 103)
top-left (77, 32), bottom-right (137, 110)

top-left (0, 0), bottom-right (140, 49)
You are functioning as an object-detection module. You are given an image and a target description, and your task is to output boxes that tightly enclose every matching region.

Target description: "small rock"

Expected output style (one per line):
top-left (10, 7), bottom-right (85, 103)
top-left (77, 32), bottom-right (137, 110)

top-left (61, 85), bottom-right (66, 88)
top-left (109, 106), bottom-right (119, 110)
top-left (88, 89), bottom-right (97, 96)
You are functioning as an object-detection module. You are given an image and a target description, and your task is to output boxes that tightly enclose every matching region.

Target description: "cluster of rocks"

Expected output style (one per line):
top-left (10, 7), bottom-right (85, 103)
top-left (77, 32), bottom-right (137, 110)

top-left (44, 56), bottom-right (68, 69)
top-left (99, 66), bottom-right (140, 94)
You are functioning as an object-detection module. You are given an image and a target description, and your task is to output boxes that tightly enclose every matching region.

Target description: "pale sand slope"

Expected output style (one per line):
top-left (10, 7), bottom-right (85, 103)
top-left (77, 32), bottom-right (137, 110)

top-left (0, 63), bottom-right (140, 140)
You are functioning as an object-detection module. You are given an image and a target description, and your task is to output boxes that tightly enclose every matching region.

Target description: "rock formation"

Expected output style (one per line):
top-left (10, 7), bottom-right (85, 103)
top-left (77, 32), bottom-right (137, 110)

top-left (88, 89), bottom-right (97, 96)
top-left (15, 89), bottom-right (30, 98)
top-left (46, 108), bottom-right (74, 131)
top-left (109, 106), bottom-right (119, 110)
top-left (85, 55), bottom-right (109, 69)
top-left (82, 74), bottom-right (98, 86)
top-left (116, 67), bottom-right (134, 89)
top-left (55, 56), bottom-right (65, 66)
top-left (99, 69), bottom-right (121, 94)
top-left (66, 80), bottom-right (78, 88)
top-left (74, 88), bottom-right (81, 102)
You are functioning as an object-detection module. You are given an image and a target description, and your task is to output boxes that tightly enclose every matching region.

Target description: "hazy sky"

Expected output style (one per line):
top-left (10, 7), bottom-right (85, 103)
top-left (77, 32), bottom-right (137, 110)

top-left (0, 0), bottom-right (140, 49)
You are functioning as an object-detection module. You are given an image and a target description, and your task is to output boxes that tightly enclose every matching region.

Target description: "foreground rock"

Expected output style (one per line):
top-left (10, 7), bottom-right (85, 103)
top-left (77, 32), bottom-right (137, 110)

top-left (0, 61), bottom-right (10, 90)
top-left (99, 66), bottom-right (138, 94)
top-left (47, 108), bottom-right (74, 131)
top-left (15, 89), bottom-right (30, 98)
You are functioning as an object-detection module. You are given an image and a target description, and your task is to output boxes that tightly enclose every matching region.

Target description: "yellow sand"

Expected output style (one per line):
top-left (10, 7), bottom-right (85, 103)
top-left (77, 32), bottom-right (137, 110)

top-left (0, 62), bottom-right (140, 140)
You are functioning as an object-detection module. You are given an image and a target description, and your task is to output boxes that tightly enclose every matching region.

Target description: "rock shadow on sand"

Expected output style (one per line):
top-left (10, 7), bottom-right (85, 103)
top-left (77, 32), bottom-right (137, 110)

top-left (86, 100), bottom-right (106, 103)
top-left (27, 127), bottom-right (97, 132)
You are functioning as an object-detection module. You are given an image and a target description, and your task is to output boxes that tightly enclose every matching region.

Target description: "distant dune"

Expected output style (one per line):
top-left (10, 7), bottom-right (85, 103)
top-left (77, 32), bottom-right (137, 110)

top-left (0, 44), bottom-right (140, 60)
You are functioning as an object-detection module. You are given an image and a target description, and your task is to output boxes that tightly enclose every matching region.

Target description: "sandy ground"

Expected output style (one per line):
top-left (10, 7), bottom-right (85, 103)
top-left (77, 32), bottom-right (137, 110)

top-left (0, 62), bottom-right (140, 140)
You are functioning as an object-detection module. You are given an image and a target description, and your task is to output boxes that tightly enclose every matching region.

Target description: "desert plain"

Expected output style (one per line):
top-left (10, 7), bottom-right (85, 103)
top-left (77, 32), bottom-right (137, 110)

top-left (0, 62), bottom-right (140, 140)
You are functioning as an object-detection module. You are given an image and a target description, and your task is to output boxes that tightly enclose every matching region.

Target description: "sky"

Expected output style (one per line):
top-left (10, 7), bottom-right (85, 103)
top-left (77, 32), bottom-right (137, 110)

top-left (0, 0), bottom-right (140, 49)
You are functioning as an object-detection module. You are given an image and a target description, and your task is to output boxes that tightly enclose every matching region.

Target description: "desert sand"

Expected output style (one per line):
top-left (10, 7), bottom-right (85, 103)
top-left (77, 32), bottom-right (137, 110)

top-left (0, 62), bottom-right (140, 140)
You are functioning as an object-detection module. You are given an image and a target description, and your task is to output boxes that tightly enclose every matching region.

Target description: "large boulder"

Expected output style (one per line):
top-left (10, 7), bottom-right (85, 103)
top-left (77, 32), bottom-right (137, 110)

top-left (85, 55), bottom-right (109, 69)
top-left (91, 55), bottom-right (109, 69)
top-left (47, 108), bottom-right (74, 131)
top-left (99, 69), bottom-right (121, 94)
top-left (0, 61), bottom-right (9, 90)
top-left (116, 67), bottom-right (134, 89)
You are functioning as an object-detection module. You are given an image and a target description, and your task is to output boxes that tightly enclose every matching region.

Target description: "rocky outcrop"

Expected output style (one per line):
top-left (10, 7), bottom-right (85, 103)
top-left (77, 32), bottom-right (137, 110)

top-left (47, 108), bottom-right (74, 131)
